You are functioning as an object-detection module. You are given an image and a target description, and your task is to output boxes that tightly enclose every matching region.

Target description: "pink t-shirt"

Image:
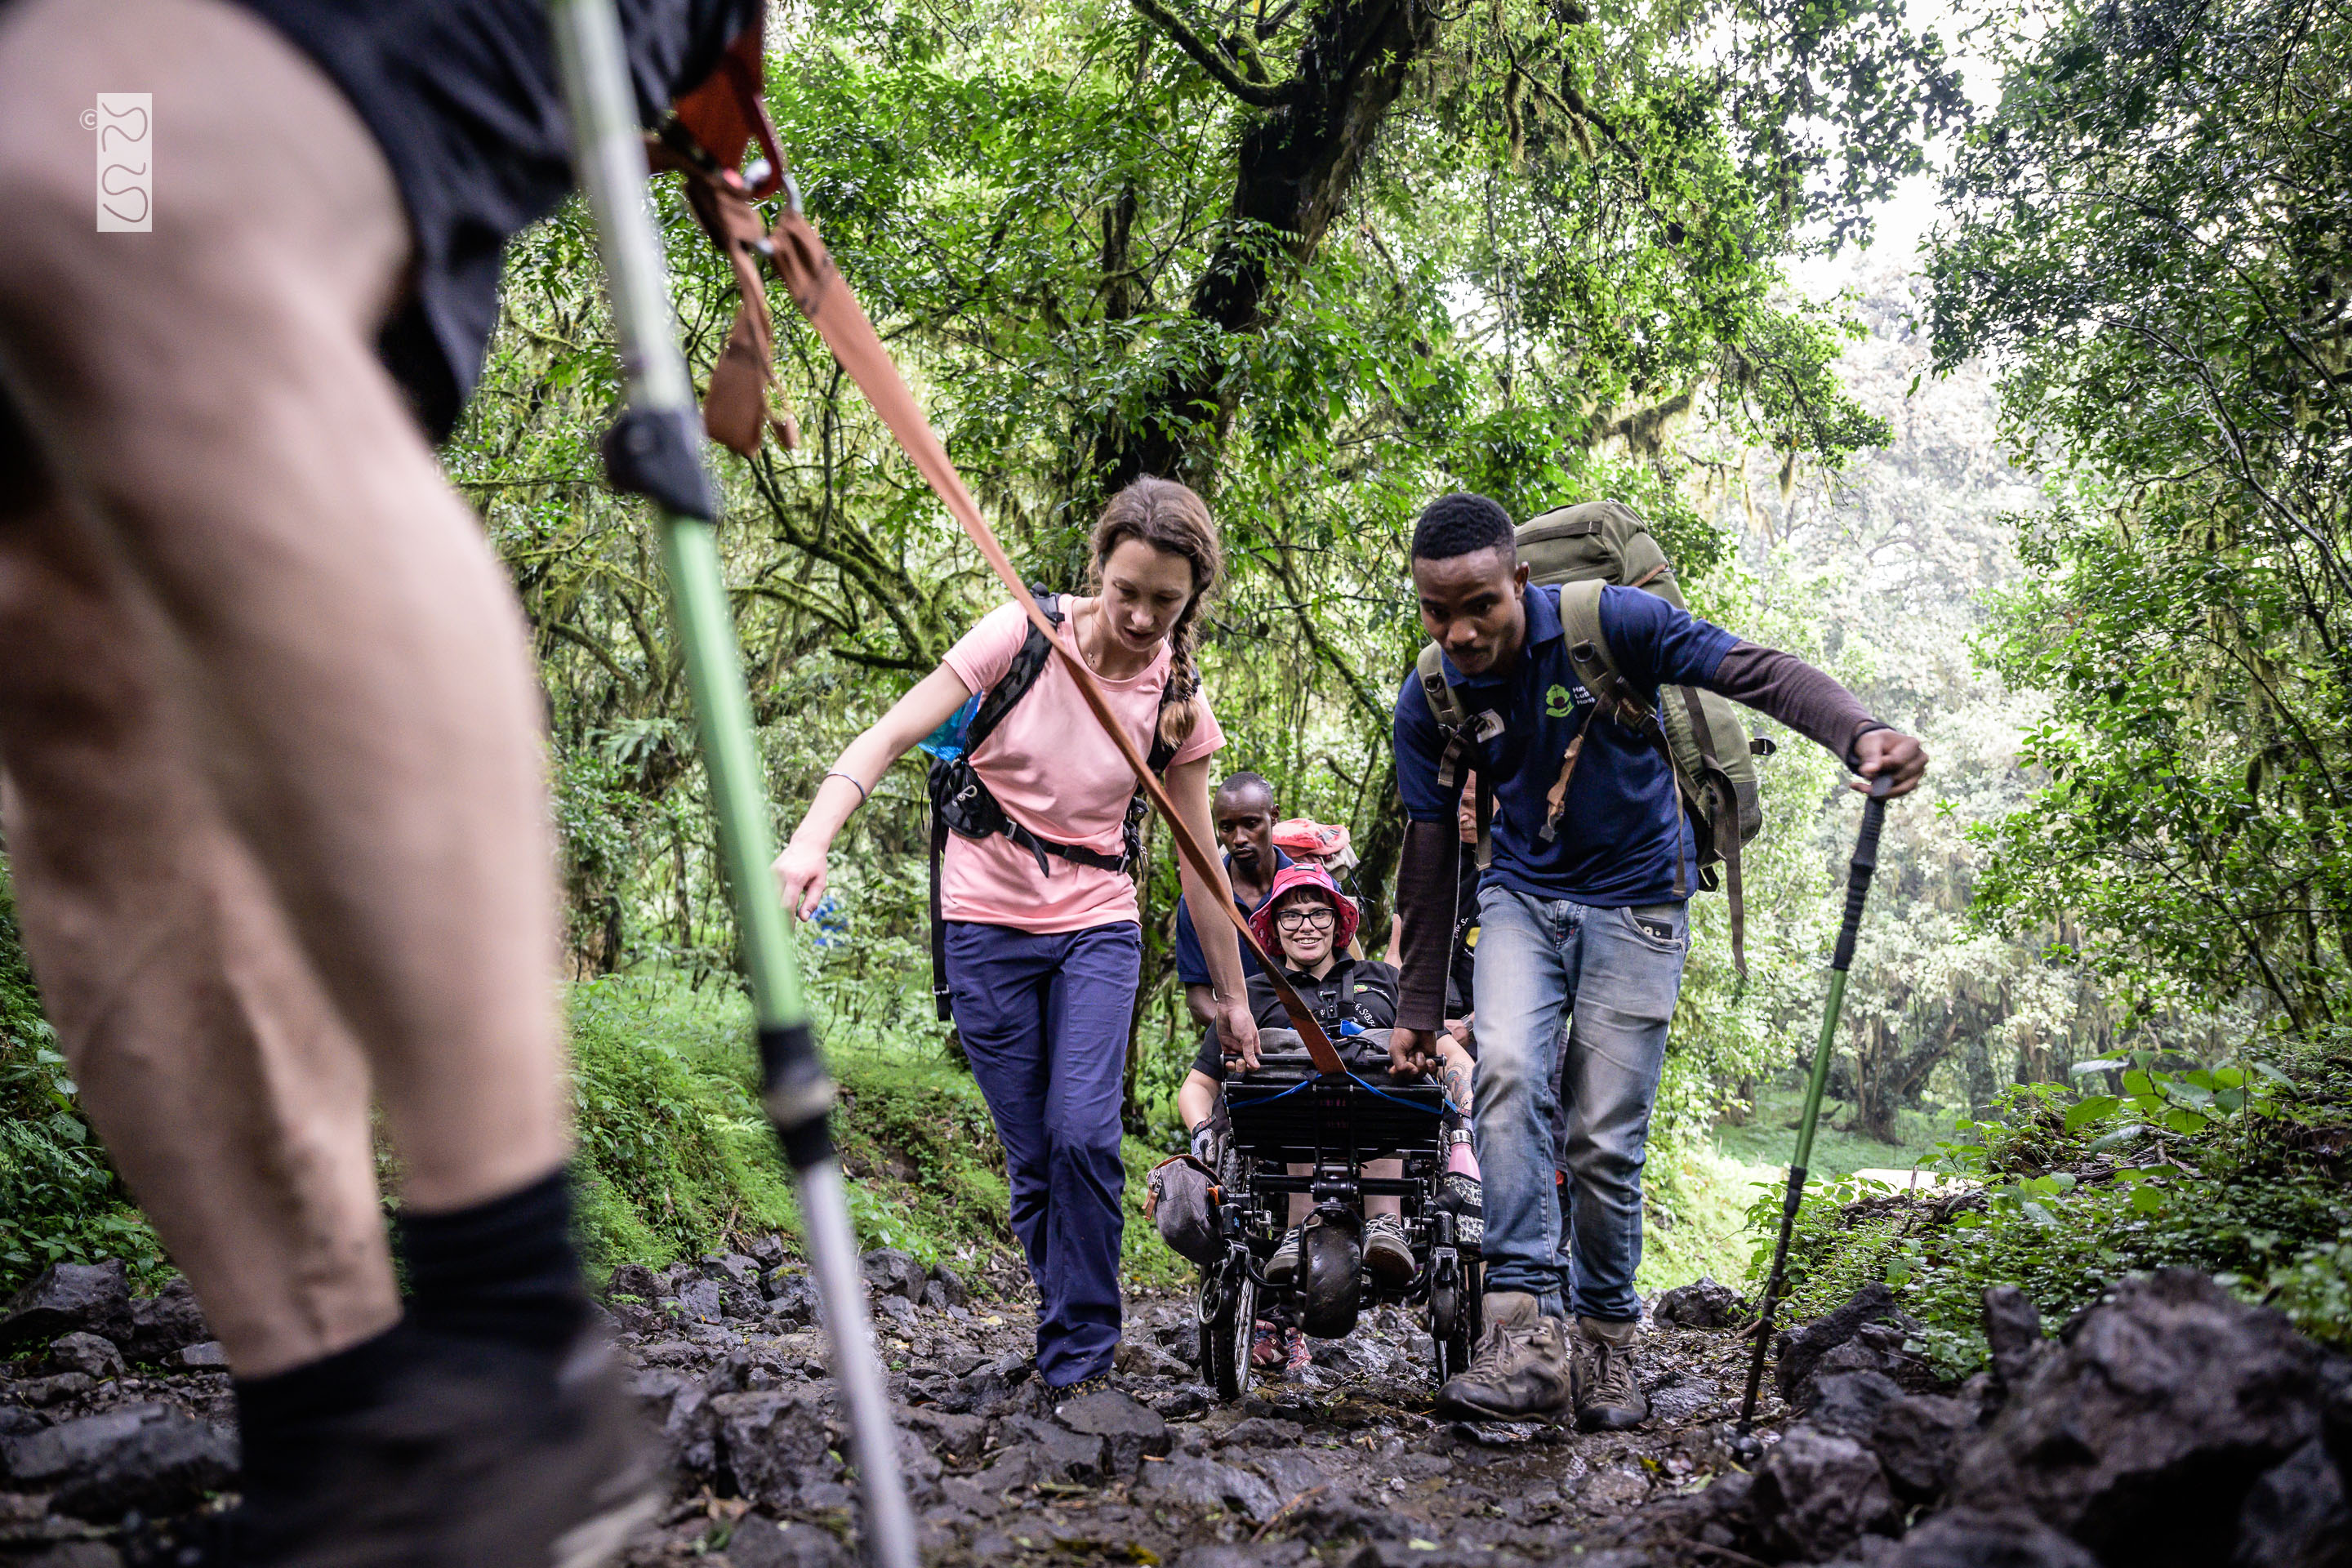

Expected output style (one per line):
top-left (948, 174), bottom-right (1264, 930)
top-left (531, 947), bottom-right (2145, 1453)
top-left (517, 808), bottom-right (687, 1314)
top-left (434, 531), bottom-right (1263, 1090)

top-left (939, 599), bottom-right (1223, 933)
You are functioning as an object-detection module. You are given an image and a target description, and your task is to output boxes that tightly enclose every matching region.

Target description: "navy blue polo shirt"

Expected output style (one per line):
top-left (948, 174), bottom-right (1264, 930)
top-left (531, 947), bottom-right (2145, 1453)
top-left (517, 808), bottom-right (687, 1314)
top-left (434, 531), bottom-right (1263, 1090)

top-left (1394, 585), bottom-right (1738, 908)
top-left (1172, 849), bottom-right (1294, 987)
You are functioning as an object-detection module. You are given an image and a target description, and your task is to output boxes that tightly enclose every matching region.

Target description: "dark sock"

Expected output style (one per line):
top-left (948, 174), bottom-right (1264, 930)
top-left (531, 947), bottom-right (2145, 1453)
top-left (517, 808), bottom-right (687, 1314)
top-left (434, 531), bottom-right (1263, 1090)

top-left (394, 1167), bottom-right (590, 1353)
top-left (234, 1324), bottom-right (412, 1481)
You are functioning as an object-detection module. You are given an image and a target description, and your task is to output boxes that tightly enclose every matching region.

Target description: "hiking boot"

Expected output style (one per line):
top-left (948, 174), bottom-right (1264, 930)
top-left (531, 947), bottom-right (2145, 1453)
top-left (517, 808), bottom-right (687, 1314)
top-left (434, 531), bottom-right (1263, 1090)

top-left (223, 1327), bottom-right (663, 1566)
top-left (1575, 1316), bottom-right (1650, 1432)
top-left (1433, 1291), bottom-right (1576, 1421)
top-left (1051, 1370), bottom-right (1116, 1405)
top-left (1363, 1214), bottom-right (1415, 1286)
top-left (1264, 1227), bottom-right (1303, 1287)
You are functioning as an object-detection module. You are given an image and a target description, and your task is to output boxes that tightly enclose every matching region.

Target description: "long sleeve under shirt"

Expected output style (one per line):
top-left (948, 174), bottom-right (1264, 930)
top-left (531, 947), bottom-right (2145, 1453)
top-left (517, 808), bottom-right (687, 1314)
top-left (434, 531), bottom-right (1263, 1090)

top-left (1393, 583), bottom-right (1882, 910)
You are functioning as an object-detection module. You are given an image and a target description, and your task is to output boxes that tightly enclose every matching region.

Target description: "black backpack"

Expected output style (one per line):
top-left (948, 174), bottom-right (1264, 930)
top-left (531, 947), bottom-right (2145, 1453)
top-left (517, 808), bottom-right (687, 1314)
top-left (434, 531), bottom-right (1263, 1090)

top-left (928, 589), bottom-right (1183, 1019)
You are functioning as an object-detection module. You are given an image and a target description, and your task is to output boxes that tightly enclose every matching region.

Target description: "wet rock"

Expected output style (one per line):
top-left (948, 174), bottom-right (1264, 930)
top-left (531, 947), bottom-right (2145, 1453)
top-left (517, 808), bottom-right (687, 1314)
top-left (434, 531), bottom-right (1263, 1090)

top-left (860, 1250), bottom-right (929, 1303)
top-left (1654, 1276), bottom-right (1748, 1330)
top-left (897, 1405), bottom-right (987, 1463)
top-left (604, 1263), bottom-right (666, 1302)
top-left (714, 1388), bottom-right (847, 1511)
top-left (0, 1406), bottom-right (47, 1438)
top-left (1151, 1388), bottom-right (1209, 1420)
top-left (2, 1404), bottom-right (236, 1521)
top-left (1174, 1544), bottom-right (1310, 1568)
top-left (1244, 1448), bottom-right (1333, 1500)
top-left (927, 1264), bottom-right (969, 1309)
top-left (174, 1341), bottom-right (229, 1370)
top-left (727, 1514), bottom-right (853, 1568)
top-left (2233, 1437), bottom-right (2352, 1568)
top-left (1748, 1426), bottom-right (1898, 1561)
top-left (674, 1277), bottom-right (725, 1327)
top-left (1869, 1392), bottom-right (1975, 1502)
top-left (0, 1263), bottom-right (131, 1351)
top-left (46, 1334), bottom-right (124, 1383)
top-left (1134, 1453), bottom-right (1280, 1521)
top-left (764, 1272), bottom-right (821, 1328)
top-left (1054, 1388), bottom-right (1169, 1475)
top-left (875, 1295), bottom-right (920, 1329)
top-left (1949, 1270), bottom-right (2323, 1568)
top-left (1882, 1507), bottom-right (2101, 1567)
top-left (1646, 1373), bottom-right (1720, 1425)
top-left (702, 1253), bottom-right (760, 1289)
top-left (1214, 1416), bottom-right (1303, 1450)
top-left (1982, 1285), bottom-right (2051, 1398)
top-left (1115, 1339), bottom-right (1193, 1380)
top-left (121, 1280), bottom-right (208, 1363)
top-left (1775, 1282), bottom-right (1901, 1405)
top-left (1001, 1415), bottom-right (1109, 1483)
top-left (744, 1234), bottom-right (789, 1270)
top-left (632, 1366), bottom-right (722, 1473)
top-left (16, 1547), bottom-right (124, 1568)
top-left (14, 1374), bottom-right (94, 1408)
top-left (1805, 1370), bottom-right (1904, 1438)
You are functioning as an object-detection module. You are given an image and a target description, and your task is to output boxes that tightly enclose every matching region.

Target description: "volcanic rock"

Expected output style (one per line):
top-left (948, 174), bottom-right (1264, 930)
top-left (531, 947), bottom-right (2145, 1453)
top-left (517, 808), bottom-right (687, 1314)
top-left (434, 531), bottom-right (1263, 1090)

top-left (0, 1263), bottom-right (131, 1350)
top-left (860, 1249), bottom-right (929, 1303)
top-left (927, 1263), bottom-right (970, 1308)
top-left (1748, 1426), bottom-right (1899, 1561)
top-left (1133, 1453), bottom-right (1280, 1521)
top-left (1806, 1370), bottom-right (1904, 1440)
top-left (728, 1514), bottom-right (853, 1568)
top-left (1775, 1282), bottom-right (1904, 1405)
top-left (715, 1388), bottom-right (849, 1511)
top-left (2232, 1437), bottom-right (2352, 1568)
top-left (604, 1263), bottom-right (665, 1302)
top-left (173, 1341), bottom-right (229, 1370)
top-left (1869, 1391), bottom-right (1975, 1502)
top-left (674, 1277), bottom-right (725, 1326)
top-left (1948, 1269), bottom-right (2324, 1568)
top-left (1982, 1285), bottom-right (2052, 1397)
top-left (1882, 1507), bottom-right (2102, 1567)
top-left (121, 1279), bottom-right (209, 1363)
top-left (45, 1334), bottom-right (124, 1383)
top-left (1, 1403), bottom-right (235, 1521)
top-left (1053, 1388), bottom-right (1169, 1475)
top-left (1654, 1276), bottom-right (1748, 1329)
top-left (1000, 1415), bottom-right (1109, 1484)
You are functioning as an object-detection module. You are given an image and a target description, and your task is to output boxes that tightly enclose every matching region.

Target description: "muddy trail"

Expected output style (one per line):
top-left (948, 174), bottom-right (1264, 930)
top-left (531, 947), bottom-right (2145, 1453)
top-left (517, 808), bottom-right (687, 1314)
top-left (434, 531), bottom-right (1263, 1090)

top-left (2, 1252), bottom-right (2346, 1568)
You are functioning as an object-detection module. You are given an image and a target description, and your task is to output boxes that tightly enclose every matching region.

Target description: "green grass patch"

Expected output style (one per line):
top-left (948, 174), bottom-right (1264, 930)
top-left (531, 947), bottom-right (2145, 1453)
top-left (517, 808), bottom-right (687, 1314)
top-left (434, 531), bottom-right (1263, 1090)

top-left (1710, 1081), bottom-right (1944, 1182)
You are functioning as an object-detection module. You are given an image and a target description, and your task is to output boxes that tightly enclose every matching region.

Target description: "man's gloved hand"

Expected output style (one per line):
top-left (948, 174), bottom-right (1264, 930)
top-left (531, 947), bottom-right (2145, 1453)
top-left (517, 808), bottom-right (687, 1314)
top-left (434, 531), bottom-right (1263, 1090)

top-left (1189, 1120), bottom-right (1218, 1165)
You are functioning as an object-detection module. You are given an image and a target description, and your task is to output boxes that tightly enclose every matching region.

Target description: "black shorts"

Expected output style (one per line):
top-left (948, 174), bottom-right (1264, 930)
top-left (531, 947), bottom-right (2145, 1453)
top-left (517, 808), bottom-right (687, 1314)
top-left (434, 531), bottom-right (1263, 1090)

top-left (234, 0), bottom-right (757, 440)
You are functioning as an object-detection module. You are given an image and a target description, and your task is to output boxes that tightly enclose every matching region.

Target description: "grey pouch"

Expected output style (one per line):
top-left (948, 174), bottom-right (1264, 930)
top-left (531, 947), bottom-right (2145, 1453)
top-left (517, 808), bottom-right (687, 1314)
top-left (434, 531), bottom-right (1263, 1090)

top-left (1147, 1154), bottom-right (1222, 1267)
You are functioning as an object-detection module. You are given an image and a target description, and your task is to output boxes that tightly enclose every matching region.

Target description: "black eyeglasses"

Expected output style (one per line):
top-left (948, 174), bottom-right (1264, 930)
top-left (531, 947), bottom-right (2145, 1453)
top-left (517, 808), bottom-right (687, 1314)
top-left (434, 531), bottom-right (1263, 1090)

top-left (1274, 906), bottom-right (1336, 932)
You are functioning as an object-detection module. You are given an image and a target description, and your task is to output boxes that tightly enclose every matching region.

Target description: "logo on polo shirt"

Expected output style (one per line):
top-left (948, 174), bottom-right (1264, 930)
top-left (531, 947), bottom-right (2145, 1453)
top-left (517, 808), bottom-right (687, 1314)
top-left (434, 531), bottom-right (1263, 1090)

top-left (1545, 684), bottom-right (1575, 717)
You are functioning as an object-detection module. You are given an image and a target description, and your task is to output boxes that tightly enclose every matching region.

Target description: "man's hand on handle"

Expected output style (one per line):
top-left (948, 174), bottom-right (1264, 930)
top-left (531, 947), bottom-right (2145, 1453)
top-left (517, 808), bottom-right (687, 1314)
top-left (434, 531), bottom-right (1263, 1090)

top-left (1852, 728), bottom-right (1928, 798)
top-left (1214, 998), bottom-right (1261, 1074)
top-left (1388, 1026), bottom-right (1439, 1080)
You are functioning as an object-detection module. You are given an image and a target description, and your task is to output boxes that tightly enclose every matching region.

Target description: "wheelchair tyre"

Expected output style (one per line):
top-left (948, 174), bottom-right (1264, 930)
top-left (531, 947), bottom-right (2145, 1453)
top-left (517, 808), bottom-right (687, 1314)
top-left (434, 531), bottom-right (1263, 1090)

top-left (1430, 1257), bottom-right (1482, 1387)
top-left (1204, 1258), bottom-right (1255, 1402)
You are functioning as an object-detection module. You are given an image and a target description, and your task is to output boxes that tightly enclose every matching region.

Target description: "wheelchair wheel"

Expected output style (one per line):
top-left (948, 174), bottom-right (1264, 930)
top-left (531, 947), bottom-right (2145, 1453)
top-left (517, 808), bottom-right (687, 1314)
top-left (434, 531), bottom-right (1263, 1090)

top-left (1202, 1254), bottom-right (1255, 1402)
top-left (1429, 1254), bottom-right (1483, 1387)
top-left (1298, 1215), bottom-right (1363, 1340)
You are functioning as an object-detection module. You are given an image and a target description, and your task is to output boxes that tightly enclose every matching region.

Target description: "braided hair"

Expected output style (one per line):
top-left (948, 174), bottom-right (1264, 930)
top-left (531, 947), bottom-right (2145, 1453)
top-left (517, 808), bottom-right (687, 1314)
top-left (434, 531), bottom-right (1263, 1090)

top-left (1088, 476), bottom-right (1224, 751)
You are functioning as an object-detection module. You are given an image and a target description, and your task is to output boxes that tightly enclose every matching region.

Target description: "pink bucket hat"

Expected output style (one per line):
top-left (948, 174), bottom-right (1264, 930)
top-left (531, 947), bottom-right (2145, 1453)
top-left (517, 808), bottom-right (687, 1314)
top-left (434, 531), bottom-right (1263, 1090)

top-left (1250, 862), bottom-right (1360, 954)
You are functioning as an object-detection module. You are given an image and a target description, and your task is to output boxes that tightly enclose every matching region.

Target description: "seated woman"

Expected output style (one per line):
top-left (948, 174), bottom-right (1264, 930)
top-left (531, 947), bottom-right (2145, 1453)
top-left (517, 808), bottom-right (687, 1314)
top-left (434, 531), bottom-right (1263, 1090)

top-left (1170, 865), bottom-right (1478, 1366)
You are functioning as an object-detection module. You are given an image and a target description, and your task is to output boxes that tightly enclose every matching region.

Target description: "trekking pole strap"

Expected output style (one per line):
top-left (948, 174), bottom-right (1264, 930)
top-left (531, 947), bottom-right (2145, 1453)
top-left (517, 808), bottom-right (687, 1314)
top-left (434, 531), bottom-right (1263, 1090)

top-left (764, 207), bottom-right (1347, 1076)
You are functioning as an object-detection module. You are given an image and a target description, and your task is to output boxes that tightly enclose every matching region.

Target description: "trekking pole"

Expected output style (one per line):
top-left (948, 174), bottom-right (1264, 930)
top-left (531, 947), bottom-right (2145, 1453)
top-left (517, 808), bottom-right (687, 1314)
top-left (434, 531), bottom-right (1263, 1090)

top-left (1736, 772), bottom-right (1895, 1434)
top-left (545, 9), bottom-right (916, 1566)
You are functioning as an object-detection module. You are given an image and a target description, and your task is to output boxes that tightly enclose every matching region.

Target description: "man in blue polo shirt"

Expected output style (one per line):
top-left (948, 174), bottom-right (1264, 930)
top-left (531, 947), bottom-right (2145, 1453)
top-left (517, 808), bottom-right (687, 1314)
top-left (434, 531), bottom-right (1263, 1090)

top-left (1388, 494), bottom-right (1927, 1428)
top-left (1174, 771), bottom-right (1291, 1028)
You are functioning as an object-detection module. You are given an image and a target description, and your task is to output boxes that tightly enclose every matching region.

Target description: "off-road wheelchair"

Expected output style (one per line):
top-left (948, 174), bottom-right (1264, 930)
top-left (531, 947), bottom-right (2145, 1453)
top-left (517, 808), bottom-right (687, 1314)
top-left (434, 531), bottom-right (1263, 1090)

top-left (1194, 1029), bottom-right (1481, 1401)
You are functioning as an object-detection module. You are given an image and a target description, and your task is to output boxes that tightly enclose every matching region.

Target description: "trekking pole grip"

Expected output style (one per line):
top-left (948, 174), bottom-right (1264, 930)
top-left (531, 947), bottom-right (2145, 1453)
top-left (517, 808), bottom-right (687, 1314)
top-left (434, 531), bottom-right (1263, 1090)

top-left (1829, 773), bottom-right (1895, 973)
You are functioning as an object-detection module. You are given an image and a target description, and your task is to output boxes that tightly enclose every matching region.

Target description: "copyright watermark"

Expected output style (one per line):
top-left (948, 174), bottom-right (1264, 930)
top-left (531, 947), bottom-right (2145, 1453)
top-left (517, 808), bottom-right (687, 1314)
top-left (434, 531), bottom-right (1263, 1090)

top-left (86, 94), bottom-right (150, 231)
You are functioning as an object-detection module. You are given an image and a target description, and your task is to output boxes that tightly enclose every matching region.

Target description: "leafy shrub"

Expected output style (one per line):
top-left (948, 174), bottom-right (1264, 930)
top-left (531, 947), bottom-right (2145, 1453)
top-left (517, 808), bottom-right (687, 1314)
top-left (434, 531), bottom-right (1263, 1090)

top-left (1753, 1043), bottom-right (2352, 1377)
top-left (0, 863), bottom-right (162, 1291)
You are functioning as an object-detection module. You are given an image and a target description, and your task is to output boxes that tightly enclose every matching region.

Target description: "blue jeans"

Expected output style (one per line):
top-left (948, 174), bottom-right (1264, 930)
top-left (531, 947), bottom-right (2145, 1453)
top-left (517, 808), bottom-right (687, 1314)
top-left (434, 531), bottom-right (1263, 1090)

top-left (1471, 886), bottom-right (1687, 1321)
top-left (943, 920), bottom-right (1140, 1387)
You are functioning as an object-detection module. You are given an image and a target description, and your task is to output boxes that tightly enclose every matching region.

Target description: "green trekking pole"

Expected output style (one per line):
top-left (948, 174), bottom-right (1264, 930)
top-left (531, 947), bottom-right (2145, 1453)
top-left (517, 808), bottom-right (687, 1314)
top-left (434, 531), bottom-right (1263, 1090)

top-left (546, 7), bottom-right (916, 1566)
top-left (1736, 772), bottom-right (1895, 1433)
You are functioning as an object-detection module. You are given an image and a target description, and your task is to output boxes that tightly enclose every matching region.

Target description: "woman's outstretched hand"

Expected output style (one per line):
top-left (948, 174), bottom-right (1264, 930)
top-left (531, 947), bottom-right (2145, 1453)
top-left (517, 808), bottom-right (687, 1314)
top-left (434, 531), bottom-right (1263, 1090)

top-left (771, 841), bottom-right (830, 920)
top-left (1214, 998), bottom-right (1261, 1073)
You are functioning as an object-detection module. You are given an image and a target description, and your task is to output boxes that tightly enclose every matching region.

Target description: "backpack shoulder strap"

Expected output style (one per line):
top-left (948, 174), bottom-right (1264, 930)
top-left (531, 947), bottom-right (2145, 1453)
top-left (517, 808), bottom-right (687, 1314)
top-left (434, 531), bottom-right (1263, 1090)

top-left (1415, 641), bottom-right (1468, 733)
top-left (1557, 580), bottom-right (1650, 726)
top-left (963, 590), bottom-right (1062, 752)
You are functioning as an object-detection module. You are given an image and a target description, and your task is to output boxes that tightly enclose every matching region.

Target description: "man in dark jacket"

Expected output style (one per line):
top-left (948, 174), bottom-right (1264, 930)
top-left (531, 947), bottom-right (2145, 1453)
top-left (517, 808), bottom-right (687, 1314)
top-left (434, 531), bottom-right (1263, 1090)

top-left (1387, 493), bottom-right (1926, 1428)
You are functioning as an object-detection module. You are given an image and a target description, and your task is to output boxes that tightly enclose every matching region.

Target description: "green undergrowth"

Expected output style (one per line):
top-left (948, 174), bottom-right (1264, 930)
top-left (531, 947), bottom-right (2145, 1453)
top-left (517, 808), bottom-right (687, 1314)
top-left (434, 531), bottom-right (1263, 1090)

top-left (0, 864), bottom-right (162, 1292)
top-left (1753, 1037), bottom-right (2352, 1378)
top-left (568, 975), bottom-right (1188, 1286)
top-left (1640, 1140), bottom-right (1775, 1294)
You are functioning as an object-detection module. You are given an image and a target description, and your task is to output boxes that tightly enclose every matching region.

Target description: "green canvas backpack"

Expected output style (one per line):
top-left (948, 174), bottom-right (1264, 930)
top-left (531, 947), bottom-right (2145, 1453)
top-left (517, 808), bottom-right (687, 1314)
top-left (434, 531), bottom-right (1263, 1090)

top-left (1414, 500), bottom-right (1775, 977)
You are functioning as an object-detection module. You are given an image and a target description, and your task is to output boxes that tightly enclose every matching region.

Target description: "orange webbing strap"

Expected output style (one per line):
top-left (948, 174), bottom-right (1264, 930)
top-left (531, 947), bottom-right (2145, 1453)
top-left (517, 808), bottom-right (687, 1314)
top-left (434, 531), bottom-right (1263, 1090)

top-left (763, 207), bottom-right (1348, 1077)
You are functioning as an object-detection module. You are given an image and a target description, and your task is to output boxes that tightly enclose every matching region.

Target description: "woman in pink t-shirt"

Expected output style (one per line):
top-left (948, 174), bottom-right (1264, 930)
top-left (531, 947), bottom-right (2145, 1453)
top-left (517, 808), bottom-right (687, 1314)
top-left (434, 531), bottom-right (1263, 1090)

top-left (773, 478), bottom-right (1258, 1394)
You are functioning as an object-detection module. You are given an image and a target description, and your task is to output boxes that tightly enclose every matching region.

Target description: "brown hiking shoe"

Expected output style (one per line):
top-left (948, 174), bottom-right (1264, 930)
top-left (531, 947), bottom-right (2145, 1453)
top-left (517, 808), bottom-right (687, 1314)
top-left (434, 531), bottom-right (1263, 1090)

top-left (1433, 1291), bottom-right (1576, 1420)
top-left (1575, 1316), bottom-right (1650, 1432)
top-left (1363, 1214), bottom-right (1414, 1286)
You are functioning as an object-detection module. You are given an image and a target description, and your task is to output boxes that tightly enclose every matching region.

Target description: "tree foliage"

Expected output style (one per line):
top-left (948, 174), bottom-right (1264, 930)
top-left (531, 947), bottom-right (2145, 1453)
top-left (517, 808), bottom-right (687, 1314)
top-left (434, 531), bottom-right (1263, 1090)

top-left (1930, 0), bottom-right (2352, 1031)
